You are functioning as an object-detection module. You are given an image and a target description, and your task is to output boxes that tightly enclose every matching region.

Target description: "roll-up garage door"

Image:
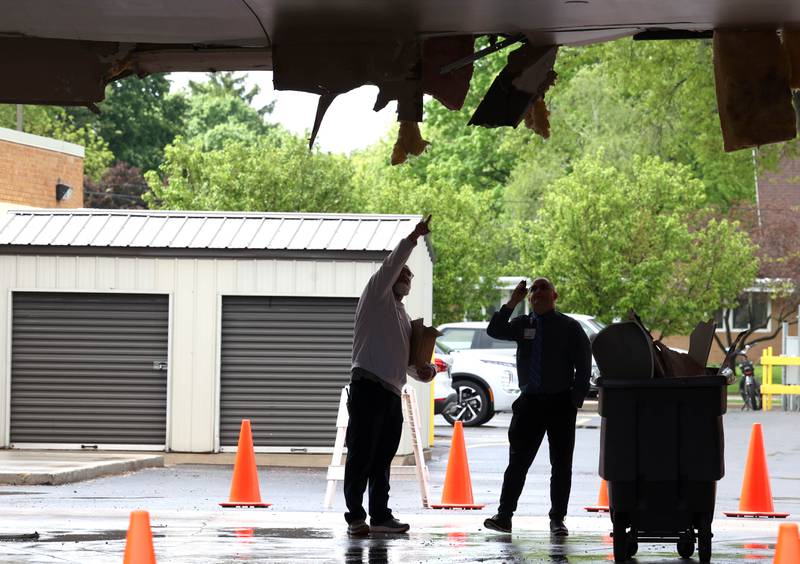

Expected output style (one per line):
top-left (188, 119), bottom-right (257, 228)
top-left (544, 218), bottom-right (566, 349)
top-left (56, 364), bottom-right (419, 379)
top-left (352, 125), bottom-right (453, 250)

top-left (220, 296), bottom-right (357, 449)
top-left (10, 292), bottom-right (169, 446)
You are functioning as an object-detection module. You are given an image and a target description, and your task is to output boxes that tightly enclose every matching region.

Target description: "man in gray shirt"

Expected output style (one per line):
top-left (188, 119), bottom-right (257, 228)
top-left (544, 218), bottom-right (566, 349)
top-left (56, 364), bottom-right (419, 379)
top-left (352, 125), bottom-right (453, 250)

top-left (344, 215), bottom-right (435, 536)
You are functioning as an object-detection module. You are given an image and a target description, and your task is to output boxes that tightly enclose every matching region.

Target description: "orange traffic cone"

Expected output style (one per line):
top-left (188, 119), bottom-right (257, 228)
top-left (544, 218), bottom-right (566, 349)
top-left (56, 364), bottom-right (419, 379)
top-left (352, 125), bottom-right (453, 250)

top-left (219, 419), bottom-right (271, 508)
top-left (773, 523), bottom-right (800, 563)
top-left (431, 421), bottom-right (485, 509)
top-left (724, 423), bottom-right (789, 518)
top-left (123, 510), bottom-right (156, 564)
top-left (585, 479), bottom-right (610, 512)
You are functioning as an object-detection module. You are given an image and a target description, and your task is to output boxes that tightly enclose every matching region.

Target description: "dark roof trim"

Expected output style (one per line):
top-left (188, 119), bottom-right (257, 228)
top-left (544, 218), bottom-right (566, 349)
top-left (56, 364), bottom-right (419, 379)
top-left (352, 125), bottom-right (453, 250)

top-left (0, 246), bottom-right (393, 262)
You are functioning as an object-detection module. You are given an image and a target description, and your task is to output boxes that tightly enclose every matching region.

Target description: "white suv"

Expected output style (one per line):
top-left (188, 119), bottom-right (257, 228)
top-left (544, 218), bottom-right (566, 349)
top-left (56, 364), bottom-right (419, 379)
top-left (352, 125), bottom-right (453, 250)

top-left (436, 315), bottom-right (605, 426)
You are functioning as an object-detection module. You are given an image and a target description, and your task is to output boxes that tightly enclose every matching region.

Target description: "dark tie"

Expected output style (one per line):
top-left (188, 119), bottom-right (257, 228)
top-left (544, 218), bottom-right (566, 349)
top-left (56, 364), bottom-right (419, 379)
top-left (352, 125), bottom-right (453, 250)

top-left (530, 315), bottom-right (542, 391)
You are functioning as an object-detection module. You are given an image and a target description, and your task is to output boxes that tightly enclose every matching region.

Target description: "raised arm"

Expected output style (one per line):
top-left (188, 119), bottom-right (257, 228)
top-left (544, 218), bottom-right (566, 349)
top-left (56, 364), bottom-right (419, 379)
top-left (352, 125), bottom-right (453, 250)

top-left (365, 215), bottom-right (431, 297)
top-left (487, 279), bottom-right (527, 341)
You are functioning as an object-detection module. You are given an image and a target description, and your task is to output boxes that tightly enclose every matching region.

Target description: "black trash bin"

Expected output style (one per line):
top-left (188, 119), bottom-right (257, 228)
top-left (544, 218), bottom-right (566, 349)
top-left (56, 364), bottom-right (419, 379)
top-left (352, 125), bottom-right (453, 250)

top-left (598, 376), bottom-right (726, 563)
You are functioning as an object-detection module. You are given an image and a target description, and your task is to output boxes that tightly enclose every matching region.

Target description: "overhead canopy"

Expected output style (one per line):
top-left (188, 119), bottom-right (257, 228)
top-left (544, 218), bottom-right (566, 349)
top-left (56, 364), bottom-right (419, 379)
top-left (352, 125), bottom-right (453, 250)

top-left (2, 1), bottom-right (799, 150)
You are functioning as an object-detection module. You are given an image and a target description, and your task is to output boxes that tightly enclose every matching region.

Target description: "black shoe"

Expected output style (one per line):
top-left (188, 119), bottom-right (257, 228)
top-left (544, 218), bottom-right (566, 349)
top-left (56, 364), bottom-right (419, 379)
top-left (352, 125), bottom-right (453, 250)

top-left (484, 513), bottom-right (512, 533)
top-left (370, 517), bottom-right (409, 533)
top-left (347, 520), bottom-right (370, 536)
top-left (550, 519), bottom-right (568, 537)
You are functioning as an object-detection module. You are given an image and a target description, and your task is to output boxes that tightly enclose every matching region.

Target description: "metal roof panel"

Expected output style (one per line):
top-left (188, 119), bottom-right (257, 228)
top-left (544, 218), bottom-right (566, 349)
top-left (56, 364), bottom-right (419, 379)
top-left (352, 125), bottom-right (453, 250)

top-left (0, 214), bottom-right (34, 244)
top-left (29, 214), bottom-right (70, 246)
top-left (70, 214), bottom-right (111, 246)
top-left (129, 216), bottom-right (167, 247)
top-left (347, 220), bottom-right (380, 251)
top-left (208, 217), bottom-right (245, 248)
top-left (110, 215), bottom-right (147, 247)
top-left (150, 215), bottom-right (187, 247)
top-left (327, 219), bottom-right (359, 250)
top-left (92, 214), bottom-right (129, 246)
top-left (247, 218), bottom-right (283, 249)
top-left (228, 217), bottom-right (263, 248)
top-left (188, 217), bottom-right (224, 248)
top-left (308, 218), bottom-right (341, 250)
top-left (169, 216), bottom-right (206, 248)
top-left (366, 219), bottom-right (401, 251)
top-left (286, 218), bottom-right (322, 250)
top-left (14, 214), bottom-right (52, 245)
top-left (387, 219), bottom-right (417, 248)
top-left (0, 211), bottom-right (425, 254)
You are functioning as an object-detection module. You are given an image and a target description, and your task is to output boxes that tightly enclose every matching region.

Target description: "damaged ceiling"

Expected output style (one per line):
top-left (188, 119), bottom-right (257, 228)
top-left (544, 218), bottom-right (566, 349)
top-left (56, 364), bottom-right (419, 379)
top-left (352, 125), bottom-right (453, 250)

top-left (2, 0), bottom-right (800, 155)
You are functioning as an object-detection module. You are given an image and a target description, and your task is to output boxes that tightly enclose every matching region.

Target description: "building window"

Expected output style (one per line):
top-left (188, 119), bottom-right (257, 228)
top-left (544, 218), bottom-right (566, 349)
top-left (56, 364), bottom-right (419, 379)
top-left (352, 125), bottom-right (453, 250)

top-left (715, 292), bottom-right (771, 332)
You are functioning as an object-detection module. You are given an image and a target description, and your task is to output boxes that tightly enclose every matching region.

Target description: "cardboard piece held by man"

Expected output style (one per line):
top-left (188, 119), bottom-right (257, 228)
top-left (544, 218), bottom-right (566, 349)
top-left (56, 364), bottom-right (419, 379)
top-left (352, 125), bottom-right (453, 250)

top-left (409, 318), bottom-right (442, 371)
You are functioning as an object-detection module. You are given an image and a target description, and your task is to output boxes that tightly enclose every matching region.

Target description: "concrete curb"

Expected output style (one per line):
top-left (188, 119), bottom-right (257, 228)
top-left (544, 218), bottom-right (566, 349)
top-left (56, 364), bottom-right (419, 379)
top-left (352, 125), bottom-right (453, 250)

top-left (0, 455), bottom-right (164, 485)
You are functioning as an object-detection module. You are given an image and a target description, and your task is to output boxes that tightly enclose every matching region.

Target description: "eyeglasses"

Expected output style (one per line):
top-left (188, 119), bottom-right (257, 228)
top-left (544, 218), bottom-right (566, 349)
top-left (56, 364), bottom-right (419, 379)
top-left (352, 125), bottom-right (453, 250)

top-left (529, 283), bottom-right (551, 293)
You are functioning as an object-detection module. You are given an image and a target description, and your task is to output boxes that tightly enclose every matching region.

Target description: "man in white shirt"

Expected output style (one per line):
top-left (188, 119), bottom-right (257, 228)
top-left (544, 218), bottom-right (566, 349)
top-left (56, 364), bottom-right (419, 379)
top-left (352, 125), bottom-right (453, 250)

top-left (344, 215), bottom-right (436, 536)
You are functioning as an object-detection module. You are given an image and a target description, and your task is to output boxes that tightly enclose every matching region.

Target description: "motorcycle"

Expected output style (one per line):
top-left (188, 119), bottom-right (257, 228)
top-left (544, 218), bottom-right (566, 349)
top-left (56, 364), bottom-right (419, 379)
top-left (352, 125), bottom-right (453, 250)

top-left (736, 346), bottom-right (762, 411)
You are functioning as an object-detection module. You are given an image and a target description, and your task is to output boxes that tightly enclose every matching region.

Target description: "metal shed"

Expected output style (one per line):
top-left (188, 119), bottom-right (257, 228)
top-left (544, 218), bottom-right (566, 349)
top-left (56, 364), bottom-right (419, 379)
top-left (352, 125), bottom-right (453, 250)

top-left (0, 210), bottom-right (434, 453)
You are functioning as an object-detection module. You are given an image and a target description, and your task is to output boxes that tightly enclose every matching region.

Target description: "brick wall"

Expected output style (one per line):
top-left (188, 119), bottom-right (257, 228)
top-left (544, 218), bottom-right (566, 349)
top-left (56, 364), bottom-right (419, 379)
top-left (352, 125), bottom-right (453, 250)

top-left (759, 155), bottom-right (800, 232)
top-left (663, 156), bottom-right (800, 363)
top-left (0, 137), bottom-right (83, 208)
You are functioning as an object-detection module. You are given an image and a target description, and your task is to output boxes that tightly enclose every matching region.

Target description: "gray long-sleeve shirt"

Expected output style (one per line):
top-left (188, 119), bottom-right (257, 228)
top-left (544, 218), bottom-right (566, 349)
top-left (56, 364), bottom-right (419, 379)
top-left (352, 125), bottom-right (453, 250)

top-left (351, 236), bottom-right (421, 396)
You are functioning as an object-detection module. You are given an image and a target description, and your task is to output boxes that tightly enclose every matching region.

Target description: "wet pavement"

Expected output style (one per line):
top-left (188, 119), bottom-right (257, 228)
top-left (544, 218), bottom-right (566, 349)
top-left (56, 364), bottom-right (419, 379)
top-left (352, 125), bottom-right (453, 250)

top-left (0, 510), bottom-right (789, 563)
top-left (0, 409), bottom-right (797, 562)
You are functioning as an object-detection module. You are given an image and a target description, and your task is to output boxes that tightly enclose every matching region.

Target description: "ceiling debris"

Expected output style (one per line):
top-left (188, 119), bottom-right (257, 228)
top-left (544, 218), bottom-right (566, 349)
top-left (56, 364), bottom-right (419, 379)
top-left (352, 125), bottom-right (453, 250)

top-left (713, 29), bottom-right (797, 152)
top-left (391, 121), bottom-right (430, 165)
top-left (422, 35), bottom-right (475, 111)
top-left (274, 35), bottom-right (475, 160)
top-left (784, 28), bottom-right (800, 89)
top-left (468, 44), bottom-right (558, 134)
top-left (524, 98), bottom-right (551, 139)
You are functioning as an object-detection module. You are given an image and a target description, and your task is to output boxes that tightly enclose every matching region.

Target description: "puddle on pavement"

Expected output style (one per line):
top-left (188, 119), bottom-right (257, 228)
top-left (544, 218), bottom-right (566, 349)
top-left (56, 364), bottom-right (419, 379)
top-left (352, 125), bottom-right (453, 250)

top-left (0, 532), bottom-right (39, 542)
top-left (35, 530), bottom-right (131, 543)
top-left (220, 527), bottom-right (334, 540)
top-left (68, 496), bottom-right (163, 500)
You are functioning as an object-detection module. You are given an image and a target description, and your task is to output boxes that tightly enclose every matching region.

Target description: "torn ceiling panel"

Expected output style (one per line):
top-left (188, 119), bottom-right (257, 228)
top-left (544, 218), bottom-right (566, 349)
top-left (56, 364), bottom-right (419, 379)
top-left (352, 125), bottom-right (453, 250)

top-left (713, 30), bottom-right (797, 152)
top-left (2, 0), bottom-right (800, 153)
top-left (469, 44), bottom-right (558, 129)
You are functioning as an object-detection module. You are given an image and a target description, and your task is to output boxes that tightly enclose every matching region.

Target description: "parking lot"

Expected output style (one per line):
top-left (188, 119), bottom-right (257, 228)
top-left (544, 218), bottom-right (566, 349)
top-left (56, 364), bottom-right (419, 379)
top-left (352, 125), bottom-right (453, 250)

top-left (0, 406), bottom-right (798, 562)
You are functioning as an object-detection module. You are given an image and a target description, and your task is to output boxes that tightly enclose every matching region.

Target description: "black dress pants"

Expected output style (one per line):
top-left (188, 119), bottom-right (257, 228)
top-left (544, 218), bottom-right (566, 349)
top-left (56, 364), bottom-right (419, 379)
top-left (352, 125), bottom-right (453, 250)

top-left (497, 391), bottom-right (578, 520)
top-left (343, 378), bottom-right (403, 524)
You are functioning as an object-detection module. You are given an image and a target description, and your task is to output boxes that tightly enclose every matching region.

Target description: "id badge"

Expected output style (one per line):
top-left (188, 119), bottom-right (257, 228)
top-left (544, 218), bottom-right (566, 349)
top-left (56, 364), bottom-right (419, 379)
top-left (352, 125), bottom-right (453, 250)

top-left (523, 328), bottom-right (536, 340)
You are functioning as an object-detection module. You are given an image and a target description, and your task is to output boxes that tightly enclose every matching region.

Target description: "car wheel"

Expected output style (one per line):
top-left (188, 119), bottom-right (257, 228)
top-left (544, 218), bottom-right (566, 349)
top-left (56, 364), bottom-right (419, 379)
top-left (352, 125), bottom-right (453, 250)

top-left (443, 380), bottom-right (491, 427)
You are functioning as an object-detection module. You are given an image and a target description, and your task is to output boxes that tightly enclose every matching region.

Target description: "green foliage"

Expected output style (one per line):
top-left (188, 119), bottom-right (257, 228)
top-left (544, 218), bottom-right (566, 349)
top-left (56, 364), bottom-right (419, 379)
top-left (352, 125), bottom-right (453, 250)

top-left (182, 72), bottom-right (274, 151)
top-left (0, 105), bottom-right (113, 180)
top-left (513, 153), bottom-right (758, 337)
top-left (144, 128), bottom-right (355, 212)
top-left (502, 39), bottom-right (797, 219)
top-left (352, 145), bottom-right (503, 323)
top-left (409, 38), bottom-right (527, 193)
top-left (188, 72), bottom-right (272, 113)
top-left (66, 74), bottom-right (188, 172)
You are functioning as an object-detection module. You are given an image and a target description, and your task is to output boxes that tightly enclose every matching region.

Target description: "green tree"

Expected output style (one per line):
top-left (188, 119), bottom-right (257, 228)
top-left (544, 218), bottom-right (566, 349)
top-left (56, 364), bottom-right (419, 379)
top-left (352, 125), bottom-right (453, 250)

top-left (66, 74), bottom-right (188, 172)
top-left (144, 128), bottom-right (356, 212)
top-left (183, 72), bottom-right (274, 150)
top-left (188, 72), bottom-right (271, 113)
top-left (512, 153), bottom-right (758, 337)
top-left (0, 105), bottom-right (113, 180)
top-left (352, 144), bottom-right (503, 323)
top-left (505, 39), bottom-right (797, 218)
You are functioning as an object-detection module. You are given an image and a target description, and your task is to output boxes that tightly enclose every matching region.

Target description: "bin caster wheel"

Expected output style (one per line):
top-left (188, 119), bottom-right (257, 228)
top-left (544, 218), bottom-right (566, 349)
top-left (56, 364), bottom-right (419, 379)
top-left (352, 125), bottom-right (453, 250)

top-left (677, 532), bottom-right (695, 559)
top-left (627, 536), bottom-right (638, 557)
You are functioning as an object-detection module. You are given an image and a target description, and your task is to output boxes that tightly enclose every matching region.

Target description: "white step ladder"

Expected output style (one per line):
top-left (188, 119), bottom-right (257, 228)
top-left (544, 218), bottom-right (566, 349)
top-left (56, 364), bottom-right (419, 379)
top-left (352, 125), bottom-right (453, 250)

top-left (324, 384), bottom-right (432, 509)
